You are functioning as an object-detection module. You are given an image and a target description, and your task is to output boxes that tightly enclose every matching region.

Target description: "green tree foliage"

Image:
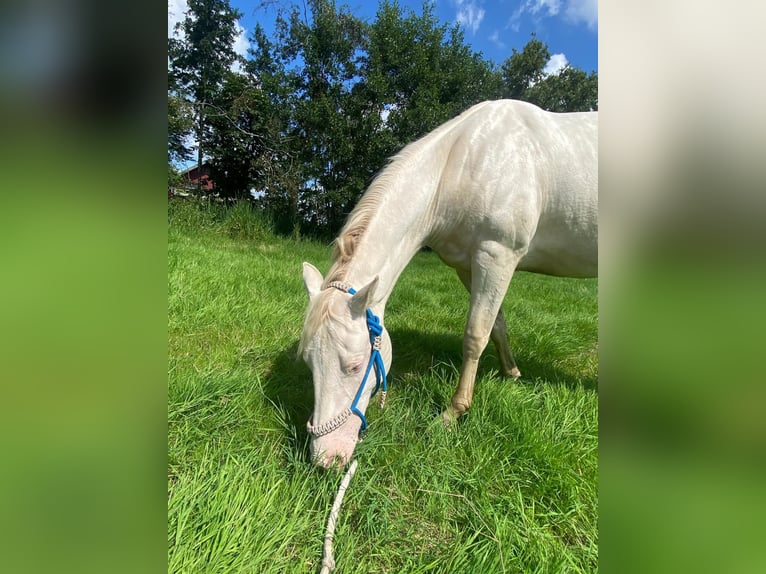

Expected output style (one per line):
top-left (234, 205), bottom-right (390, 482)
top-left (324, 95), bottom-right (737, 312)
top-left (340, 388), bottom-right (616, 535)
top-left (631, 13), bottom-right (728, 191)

top-left (274, 0), bottom-right (368, 233)
top-left (527, 66), bottom-right (598, 112)
top-left (364, 1), bottom-right (501, 158)
top-left (167, 93), bottom-right (193, 165)
top-left (168, 0), bottom-right (243, 191)
top-left (501, 37), bottom-right (550, 99)
top-left (501, 36), bottom-right (598, 111)
top-left (245, 24), bottom-right (303, 230)
top-left (205, 71), bottom-right (266, 198)
top-left (168, 71), bottom-right (195, 189)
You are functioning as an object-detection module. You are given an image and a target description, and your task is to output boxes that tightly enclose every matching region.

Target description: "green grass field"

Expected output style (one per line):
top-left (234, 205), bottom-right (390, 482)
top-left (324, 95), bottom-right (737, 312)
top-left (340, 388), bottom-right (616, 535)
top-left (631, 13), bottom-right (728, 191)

top-left (168, 201), bottom-right (598, 573)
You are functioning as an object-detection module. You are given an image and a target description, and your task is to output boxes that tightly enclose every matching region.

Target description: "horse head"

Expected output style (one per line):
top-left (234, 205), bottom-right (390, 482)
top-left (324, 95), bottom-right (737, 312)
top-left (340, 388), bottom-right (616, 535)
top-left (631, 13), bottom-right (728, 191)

top-left (300, 262), bottom-right (392, 468)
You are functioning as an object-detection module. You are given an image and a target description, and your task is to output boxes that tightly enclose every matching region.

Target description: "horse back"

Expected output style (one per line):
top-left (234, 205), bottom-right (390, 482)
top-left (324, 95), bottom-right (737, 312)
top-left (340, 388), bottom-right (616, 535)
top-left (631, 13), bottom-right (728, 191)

top-left (428, 100), bottom-right (597, 278)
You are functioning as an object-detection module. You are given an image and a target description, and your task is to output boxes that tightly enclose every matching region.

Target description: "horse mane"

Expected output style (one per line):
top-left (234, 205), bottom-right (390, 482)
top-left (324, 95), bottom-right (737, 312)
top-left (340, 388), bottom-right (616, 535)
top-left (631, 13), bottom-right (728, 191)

top-left (322, 151), bottom-right (408, 286)
top-left (323, 102), bottom-right (495, 288)
top-left (303, 154), bottom-right (408, 354)
top-left (300, 191), bottom-right (385, 356)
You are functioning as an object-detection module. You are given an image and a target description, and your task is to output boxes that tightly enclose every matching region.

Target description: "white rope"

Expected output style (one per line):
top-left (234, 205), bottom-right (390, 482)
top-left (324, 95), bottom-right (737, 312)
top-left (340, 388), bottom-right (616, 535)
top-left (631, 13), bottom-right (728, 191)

top-left (319, 459), bottom-right (359, 574)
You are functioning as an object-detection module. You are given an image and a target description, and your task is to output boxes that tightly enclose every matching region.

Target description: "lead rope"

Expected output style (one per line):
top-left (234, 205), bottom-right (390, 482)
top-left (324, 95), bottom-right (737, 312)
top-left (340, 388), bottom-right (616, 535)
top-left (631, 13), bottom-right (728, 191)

top-left (319, 459), bottom-right (359, 574)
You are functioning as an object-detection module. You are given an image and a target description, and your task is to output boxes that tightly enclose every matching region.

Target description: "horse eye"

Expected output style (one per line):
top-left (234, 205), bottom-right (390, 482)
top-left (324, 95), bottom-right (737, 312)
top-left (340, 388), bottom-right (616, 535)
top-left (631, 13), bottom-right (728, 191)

top-left (347, 362), bottom-right (362, 374)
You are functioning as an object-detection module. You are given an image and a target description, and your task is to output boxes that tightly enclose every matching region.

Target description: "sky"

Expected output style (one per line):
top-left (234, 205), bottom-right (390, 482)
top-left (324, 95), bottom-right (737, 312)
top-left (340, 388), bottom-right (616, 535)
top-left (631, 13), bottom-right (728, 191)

top-left (169, 0), bottom-right (598, 76)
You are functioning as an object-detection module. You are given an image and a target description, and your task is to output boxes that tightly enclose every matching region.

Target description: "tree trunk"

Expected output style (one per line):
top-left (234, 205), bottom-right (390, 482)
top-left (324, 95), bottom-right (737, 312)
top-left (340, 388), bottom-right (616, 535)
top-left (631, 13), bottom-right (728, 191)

top-left (197, 106), bottom-right (204, 194)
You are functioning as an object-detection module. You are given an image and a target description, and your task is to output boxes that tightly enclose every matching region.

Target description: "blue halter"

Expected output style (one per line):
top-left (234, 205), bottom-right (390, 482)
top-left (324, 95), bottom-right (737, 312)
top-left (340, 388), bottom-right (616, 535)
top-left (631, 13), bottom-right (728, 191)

top-left (347, 287), bottom-right (388, 432)
top-left (305, 282), bottom-right (389, 439)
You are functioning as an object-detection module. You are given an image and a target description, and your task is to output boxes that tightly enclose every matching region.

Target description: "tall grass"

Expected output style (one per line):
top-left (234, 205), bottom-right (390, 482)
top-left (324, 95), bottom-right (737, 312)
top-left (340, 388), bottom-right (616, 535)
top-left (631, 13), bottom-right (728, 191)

top-left (168, 198), bottom-right (274, 240)
top-left (168, 202), bottom-right (598, 573)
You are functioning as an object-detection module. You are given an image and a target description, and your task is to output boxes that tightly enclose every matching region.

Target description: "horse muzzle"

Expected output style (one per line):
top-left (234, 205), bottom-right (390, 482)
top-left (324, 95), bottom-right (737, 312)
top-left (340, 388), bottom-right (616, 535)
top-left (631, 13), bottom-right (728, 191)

top-left (309, 416), bottom-right (362, 468)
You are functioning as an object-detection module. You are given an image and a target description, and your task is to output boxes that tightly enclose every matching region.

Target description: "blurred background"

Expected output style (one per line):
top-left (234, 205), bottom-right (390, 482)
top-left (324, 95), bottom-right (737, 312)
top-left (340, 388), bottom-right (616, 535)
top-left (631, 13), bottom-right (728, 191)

top-left (600, 3), bottom-right (766, 572)
top-left (0, 1), bottom-right (164, 572)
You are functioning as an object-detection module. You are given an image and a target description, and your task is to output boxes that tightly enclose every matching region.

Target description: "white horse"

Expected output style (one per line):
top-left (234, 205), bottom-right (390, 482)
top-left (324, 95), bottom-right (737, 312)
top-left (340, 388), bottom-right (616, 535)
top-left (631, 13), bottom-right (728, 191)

top-left (300, 99), bottom-right (597, 468)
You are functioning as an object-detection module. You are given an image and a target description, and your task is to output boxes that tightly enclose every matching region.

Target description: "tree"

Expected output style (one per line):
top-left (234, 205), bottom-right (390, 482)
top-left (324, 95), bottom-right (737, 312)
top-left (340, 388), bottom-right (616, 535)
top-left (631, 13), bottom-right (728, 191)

top-left (501, 37), bottom-right (550, 99)
top-left (167, 93), bottom-right (193, 165)
top-left (274, 0), bottom-right (368, 234)
top-left (364, 1), bottom-right (500, 148)
top-left (205, 71), bottom-right (265, 198)
top-left (500, 36), bottom-right (598, 112)
top-left (526, 66), bottom-right (598, 112)
top-left (246, 23), bottom-right (304, 233)
top-left (168, 0), bottom-right (243, 192)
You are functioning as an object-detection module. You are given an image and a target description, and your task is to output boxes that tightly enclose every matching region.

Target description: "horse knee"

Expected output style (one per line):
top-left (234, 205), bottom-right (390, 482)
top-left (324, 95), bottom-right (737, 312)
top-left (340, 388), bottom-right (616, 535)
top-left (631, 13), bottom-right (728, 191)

top-left (463, 330), bottom-right (489, 360)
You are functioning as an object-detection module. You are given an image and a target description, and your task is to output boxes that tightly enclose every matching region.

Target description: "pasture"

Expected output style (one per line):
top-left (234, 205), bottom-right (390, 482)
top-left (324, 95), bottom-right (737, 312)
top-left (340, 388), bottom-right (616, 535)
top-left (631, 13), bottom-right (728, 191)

top-left (168, 201), bottom-right (598, 573)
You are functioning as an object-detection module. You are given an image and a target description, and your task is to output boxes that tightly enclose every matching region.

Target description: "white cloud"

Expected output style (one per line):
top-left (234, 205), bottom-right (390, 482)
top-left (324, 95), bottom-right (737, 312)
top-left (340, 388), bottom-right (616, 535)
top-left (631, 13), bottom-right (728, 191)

top-left (489, 29), bottom-right (506, 50)
top-left (509, 5), bottom-right (525, 32)
top-left (508, 0), bottom-right (596, 31)
top-left (231, 22), bottom-right (249, 73)
top-left (565, 0), bottom-right (598, 30)
top-left (509, 0), bottom-right (560, 32)
top-left (530, 0), bottom-right (562, 17)
top-left (544, 53), bottom-right (569, 75)
top-left (455, 0), bottom-right (486, 35)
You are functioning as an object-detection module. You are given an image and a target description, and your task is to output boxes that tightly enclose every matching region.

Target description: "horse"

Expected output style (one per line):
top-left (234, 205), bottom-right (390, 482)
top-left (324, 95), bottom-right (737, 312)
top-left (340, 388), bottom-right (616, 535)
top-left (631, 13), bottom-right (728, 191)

top-left (299, 99), bottom-right (597, 468)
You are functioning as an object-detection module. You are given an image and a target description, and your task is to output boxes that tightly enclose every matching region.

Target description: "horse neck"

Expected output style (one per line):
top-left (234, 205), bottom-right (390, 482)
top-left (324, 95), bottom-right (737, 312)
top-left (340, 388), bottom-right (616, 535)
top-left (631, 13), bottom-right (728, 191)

top-left (338, 167), bottom-right (436, 316)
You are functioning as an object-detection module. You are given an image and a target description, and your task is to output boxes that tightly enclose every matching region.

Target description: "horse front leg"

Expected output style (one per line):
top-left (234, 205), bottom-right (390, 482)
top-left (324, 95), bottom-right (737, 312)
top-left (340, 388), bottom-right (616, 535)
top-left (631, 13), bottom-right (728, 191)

top-left (455, 268), bottom-right (521, 379)
top-left (492, 308), bottom-right (522, 379)
top-left (443, 246), bottom-right (520, 424)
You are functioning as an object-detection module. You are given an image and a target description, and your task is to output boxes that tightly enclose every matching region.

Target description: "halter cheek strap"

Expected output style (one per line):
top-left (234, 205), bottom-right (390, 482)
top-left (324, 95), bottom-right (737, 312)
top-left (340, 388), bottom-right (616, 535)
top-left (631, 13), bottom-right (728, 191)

top-left (306, 283), bottom-right (388, 438)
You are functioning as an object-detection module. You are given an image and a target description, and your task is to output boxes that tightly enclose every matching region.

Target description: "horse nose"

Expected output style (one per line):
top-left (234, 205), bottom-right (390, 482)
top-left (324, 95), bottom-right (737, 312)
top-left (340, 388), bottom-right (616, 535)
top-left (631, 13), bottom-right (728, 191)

top-left (318, 452), bottom-right (349, 470)
top-left (311, 449), bottom-right (347, 470)
top-left (310, 441), bottom-right (346, 469)
top-left (310, 437), bottom-right (355, 469)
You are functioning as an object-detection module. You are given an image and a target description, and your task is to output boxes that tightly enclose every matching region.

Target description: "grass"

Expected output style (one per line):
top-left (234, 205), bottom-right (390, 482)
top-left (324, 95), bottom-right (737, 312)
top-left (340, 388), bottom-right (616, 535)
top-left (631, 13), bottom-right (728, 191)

top-left (168, 200), bottom-right (598, 573)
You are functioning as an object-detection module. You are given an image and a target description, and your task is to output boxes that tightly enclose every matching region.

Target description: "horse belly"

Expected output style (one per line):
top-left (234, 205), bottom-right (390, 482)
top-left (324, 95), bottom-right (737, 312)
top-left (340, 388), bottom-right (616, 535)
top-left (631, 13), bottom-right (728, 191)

top-left (517, 124), bottom-right (598, 278)
top-left (519, 211), bottom-right (598, 278)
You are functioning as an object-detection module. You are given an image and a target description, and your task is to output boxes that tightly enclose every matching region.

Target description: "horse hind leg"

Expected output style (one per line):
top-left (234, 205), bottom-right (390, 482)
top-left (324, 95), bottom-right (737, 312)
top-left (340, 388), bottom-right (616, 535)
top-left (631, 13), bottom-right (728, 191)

top-left (455, 268), bottom-right (521, 380)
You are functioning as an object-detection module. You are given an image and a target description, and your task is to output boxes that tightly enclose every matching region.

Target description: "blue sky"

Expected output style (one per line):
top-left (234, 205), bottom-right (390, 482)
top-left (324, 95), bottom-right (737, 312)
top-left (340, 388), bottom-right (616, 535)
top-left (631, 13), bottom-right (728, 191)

top-left (169, 0), bottom-right (598, 75)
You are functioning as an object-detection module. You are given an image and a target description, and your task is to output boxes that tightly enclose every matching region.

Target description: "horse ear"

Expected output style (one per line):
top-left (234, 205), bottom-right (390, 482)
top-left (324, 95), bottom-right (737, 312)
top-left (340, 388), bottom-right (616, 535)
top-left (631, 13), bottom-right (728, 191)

top-left (302, 262), bottom-right (324, 299)
top-left (349, 276), bottom-right (379, 315)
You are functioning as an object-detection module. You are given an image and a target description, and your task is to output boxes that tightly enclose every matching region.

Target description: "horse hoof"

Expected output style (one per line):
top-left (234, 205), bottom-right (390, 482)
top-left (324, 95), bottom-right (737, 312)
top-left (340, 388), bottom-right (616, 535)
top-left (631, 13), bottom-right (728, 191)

top-left (510, 367), bottom-right (521, 379)
top-left (441, 408), bottom-right (458, 427)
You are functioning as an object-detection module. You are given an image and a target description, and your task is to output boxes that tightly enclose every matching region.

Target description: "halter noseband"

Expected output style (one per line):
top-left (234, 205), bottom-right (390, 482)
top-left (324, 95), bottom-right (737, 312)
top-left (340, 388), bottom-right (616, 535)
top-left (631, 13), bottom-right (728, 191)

top-left (306, 282), bottom-right (388, 438)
